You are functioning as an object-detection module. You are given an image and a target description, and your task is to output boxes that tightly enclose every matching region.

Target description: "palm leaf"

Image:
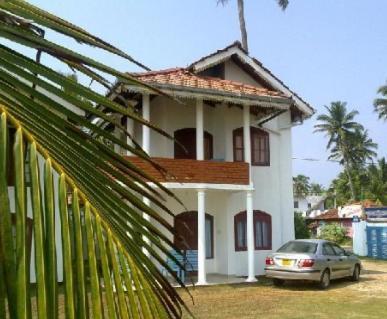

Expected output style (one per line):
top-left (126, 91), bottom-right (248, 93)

top-left (0, 1), bottom-right (190, 318)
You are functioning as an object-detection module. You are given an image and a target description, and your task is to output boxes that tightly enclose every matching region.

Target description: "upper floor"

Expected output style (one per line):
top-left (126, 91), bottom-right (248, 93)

top-left (104, 42), bottom-right (314, 187)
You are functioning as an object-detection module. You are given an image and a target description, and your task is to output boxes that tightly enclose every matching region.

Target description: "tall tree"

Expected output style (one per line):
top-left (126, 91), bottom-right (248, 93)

top-left (310, 183), bottom-right (325, 194)
top-left (374, 82), bottom-right (387, 121)
top-left (217, 0), bottom-right (289, 52)
top-left (293, 174), bottom-right (310, 197)
top-left (314, 101), bottom-right (364, 200)
top-left (0, 1), bottom-right (188, 318)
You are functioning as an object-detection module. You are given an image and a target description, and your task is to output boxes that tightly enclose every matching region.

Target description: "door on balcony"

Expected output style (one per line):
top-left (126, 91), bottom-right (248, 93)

top-left (174, 128), bottom-right (213, 160)
top-left (174, 211), bottom-right (214, 259)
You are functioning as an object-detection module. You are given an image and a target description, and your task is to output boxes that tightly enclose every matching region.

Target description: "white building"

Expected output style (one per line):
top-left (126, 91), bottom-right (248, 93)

top-left (294, 194), bottom-right (326, 217)
top-left (109, 42), bottom-right (314, 283)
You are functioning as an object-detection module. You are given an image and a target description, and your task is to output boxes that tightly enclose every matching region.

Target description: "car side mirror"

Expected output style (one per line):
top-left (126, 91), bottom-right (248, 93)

top-left (344, 250), bottom-right (351, 256)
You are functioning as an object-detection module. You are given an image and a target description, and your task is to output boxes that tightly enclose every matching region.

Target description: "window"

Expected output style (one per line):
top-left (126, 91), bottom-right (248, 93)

top-left (308, 203), bottom-right (312, 209)
top-left (277, 241), bottom-right (317, 254)
top-left (331, 244), bottom-right (346, 256)
top-left (174, 211), bottom-right (214, 259)
top-left (233, 127), bottom-right (270, 166)
top-left (322, 243), bottom-right (336, 256)
top-left (174, 128), bottom-right (213, 160)
top-left (234, 210), bottom-right (272, 251)
top-left (294, 201), bottom-right (299, 209)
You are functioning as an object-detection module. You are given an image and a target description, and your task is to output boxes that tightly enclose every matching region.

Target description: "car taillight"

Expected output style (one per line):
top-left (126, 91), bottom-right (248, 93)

top-left (298, 259), bottom-right (315, 268)
top-left (266, 257), bottom-right (274, 265)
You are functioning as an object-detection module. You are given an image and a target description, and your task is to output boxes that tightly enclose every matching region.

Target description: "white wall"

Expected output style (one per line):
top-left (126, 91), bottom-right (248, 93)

top-left (130, 61), bottom-right (296, 276)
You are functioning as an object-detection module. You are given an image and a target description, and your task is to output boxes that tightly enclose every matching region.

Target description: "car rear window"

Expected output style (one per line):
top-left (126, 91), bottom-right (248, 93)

top-left (277, 241), bottom-right (317, 254)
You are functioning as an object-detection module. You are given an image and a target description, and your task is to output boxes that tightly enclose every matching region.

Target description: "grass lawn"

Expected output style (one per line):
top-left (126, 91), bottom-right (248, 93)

top-left (179, 259), bottom-right (387, 319)
top-left (28, 259), bottom-right (387, 318)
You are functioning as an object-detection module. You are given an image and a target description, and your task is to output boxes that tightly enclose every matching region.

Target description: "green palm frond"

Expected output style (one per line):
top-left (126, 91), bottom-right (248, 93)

top-left (0, 1), bottom-right (190, 318)
top-left (374, 83), bottom-right (387, 121)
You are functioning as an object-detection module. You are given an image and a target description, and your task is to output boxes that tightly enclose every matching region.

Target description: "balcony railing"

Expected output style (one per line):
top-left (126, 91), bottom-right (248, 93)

top-left (125, 157), bottom-right (249, 185)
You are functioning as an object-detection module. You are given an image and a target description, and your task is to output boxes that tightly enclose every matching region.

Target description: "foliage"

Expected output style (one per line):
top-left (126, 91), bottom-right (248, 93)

top-left (314, 101), bottom-right (377, 200)
top-left (318, 223), bottom-right (348, 244)
top-left (374, 82), bottom-right (387, 121)
top-left (330, 158), bottom-right (387, 206)
top-left (294, 213), bottom-right (310, 239)
top-left (293, 174), bottom-right (310, 197)
top-left (310, 183), bottom-right (325, 194)
top-left (0, 1), bottom-right (188, 318)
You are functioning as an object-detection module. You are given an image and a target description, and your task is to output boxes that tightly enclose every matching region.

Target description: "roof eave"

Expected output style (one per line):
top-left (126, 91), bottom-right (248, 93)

top-left (189, 45), bottom-right (315, 119)
top-left (122, 83), bottom-right (292, 109)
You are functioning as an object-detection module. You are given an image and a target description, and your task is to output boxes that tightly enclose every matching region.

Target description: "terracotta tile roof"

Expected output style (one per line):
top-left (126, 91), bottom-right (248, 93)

top-left (188, 41), bottom-right (315, 116)
top-left (309, 209), bottom-right (351, 221)
top-left (347, 200), bottom-right (380, 208)
top-left (125, 156), bottom-right (249, 185)
top-left (129, 68), bottom-right (285, 99)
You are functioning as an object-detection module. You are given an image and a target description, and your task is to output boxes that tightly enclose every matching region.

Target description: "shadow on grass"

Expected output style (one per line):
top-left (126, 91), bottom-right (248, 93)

top-left (264, 276), bottom-right (376, 292)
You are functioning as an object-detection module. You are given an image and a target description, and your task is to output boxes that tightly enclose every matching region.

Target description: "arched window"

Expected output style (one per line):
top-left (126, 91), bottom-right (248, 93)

top-left (233, 127), bottom-right (270, 166)
top-left (174, 128), bottom-right (213, 160)
top-left (234, 210), bottom-right (272, 251)
top-left (174, 211), bottom-right (214, 259)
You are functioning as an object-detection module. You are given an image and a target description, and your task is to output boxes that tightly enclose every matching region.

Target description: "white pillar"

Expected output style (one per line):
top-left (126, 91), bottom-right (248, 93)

top-left (126, 117), bottom-right (134, 156)
top-left (142, 93), bottom-right (150, 154)
top-left (246, 190), bottom-right (257, 282)
top-left (196, 99), bottom-right (204, 160)
top-left (243, 104), bottom-right (252, 183)
top-left (197, 190), bottom-right (207, 285)
top-left (142, 93), bottom-right (151, 257)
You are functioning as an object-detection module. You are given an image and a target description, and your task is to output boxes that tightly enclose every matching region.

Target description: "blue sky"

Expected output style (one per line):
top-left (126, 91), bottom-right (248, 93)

top-left (29, 0), bottom-right (387, 186)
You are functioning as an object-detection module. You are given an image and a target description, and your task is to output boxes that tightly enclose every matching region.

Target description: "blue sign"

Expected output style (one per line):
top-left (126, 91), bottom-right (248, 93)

top-left (365, 207), bottom-right (387, 220)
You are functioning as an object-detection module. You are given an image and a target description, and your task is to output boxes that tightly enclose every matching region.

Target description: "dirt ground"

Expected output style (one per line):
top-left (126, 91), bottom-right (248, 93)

top-left (180, 258), bottom-right (387, 319)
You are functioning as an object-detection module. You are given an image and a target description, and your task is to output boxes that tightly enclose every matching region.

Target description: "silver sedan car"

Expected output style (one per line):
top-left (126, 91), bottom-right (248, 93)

top-left (265, 239), bottom-right (361, 289)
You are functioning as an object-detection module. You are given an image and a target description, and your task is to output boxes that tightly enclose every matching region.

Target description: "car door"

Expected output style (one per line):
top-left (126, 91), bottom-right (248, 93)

top-left (322, 243), bottom-right (341, 279)
top-left (331, 243), bottom-right (352, 277)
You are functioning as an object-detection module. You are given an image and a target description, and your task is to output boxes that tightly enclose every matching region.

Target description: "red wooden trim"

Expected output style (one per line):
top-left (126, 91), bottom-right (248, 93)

top-left (234, 210), bottom-right (272, 252)
top-left (174, 128), bottom-right (213, 160)
top-left (232, 127), bottom-right (270, 166)
top-left (174, 211), bottom-right (214, 259)
top-left (234, 211), bottom-right (247, 251)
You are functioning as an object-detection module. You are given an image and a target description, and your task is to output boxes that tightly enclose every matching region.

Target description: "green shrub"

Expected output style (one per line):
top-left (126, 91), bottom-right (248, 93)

top-left (294, 212), bottom-right (311, 239)
top-left (318, 223), bottom-right (348, 244)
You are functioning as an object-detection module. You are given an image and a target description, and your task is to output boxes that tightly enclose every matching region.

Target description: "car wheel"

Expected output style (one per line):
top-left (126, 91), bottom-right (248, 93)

top-left (319, 269), bottom-right (330, 290)
top-left (273, 278), bottom-right (285, 287)
top-left (351, 264), bottom-right (360, 282)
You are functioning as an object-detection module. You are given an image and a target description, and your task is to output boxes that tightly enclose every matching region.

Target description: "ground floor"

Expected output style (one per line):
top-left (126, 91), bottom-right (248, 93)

top-left (151, 185), bottom-right (294, 285)
top-left (179, 258), bottom-right (387, 319)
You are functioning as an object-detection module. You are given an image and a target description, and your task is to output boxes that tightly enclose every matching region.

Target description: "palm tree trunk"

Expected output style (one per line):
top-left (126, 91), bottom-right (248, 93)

top-left (344, 160), bottom-right (356, 200)
top-left (237, 0), bottom-right (249, 52)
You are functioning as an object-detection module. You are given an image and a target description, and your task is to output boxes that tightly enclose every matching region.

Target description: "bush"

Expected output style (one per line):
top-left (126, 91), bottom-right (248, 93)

top-left (294, 212), bottom-right (311, 239)
top-left (318, 223), bottom-right (348, 244)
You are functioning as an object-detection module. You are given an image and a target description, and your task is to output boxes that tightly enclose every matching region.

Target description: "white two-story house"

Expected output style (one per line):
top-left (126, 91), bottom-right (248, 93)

top-left (108, 42), bottom-right (314, 284)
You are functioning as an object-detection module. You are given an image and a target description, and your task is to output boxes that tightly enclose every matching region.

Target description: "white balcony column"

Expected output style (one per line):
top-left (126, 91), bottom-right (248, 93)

top-left (246, 190), bottom-right (257, 282)
top-left (142, 93), bottom-right (151, 256)
top-left (196, 99), bottom-right (204, 160)
top-left (126, 117), bottom-right (134, 156)
top-left (197, 189), bottom-right (207, 285)
top-left (243, 104), bottom-right (252, 182)
top-left (142, 93), bottom-right (150, 154)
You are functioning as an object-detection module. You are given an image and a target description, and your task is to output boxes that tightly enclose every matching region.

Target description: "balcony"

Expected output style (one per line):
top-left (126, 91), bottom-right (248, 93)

top-left (125, 157), bottom-right (249, 185)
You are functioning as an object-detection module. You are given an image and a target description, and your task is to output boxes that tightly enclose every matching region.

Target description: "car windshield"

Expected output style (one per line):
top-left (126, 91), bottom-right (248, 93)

top-left (277, 241), bottom-right (317, 254)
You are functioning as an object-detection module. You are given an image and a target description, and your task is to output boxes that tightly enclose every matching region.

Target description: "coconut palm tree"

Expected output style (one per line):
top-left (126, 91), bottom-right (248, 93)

top-left (0, 1), bottom-right (188, 318)
top-left (293, 174), bottom-right (310, 197)
top-left (367, 158), bottom-right (387, 205)
top-left (374, 82), bottom-right (387, 121)
top-left (310, 183), bottom-right (325, 195)
top-left (314, 101), bottom-right (364, 200)
top-left (217, 0), bottom-right (289, 52)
